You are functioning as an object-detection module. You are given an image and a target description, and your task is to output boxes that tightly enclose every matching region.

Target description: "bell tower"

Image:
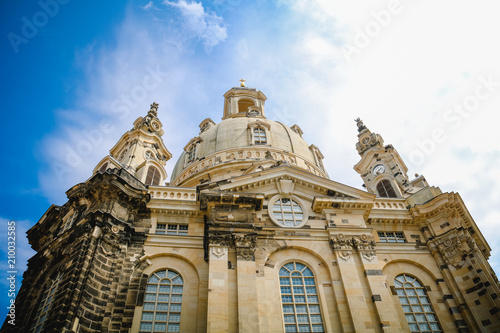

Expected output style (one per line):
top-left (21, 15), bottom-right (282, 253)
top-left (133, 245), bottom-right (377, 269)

top-left (353, 118), bottom-right (421, 198)
top-left (93, 102), bottom-right (172, 186)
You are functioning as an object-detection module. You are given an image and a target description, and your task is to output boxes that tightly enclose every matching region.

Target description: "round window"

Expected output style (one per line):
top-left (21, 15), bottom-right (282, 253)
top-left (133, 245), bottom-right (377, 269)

top-left (269, 196), bottom-right (306, 227)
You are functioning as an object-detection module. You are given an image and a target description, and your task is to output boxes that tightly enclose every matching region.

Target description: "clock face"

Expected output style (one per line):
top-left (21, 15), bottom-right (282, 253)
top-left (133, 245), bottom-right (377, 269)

top-left (151, 119), bottom-right (161, 131)
top-left (372, 164), bottom-right (385, 175)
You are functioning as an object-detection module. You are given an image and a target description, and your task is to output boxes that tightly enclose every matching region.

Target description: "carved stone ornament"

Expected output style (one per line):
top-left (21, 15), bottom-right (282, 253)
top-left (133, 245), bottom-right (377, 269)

top-left (362, 251), bottom-right (376, 262)
top-left (339, 250), bottom-right (352, 261)
top-left (207, 232), bottom-right (233, 247)
top-left (330, 234), bottom-right (376, 251)
top-left (434, 232), bottom-right (475, 269)
top-left (236, 247), bottom-right (256, 261)
top-left (233, 233), bottom-right (257, 248)
top-left (211, 246), bottom-right (228, 259)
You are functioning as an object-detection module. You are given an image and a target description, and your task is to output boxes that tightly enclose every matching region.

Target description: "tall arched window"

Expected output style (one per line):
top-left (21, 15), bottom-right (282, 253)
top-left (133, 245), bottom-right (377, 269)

top-left (187, 144), bottom-right (196, 163)
top-left (253, 127), bottom-right (267, 144)
top-left (30, 273), bottom-right (62, 333)
top-left (279, 262), bottom-right (324, 332)
top-left (394, 274), bottom-right (441, 333)
top-left (377, 179), bottom-right (397, 198)
top-left (145, 166), bottom-right (160, 186)
top-left (140, 269), bottom-right (184, 333)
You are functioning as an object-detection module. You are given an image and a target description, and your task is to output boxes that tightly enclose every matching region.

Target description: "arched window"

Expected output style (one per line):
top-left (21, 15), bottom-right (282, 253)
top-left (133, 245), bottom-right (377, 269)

top-left (187, 144), bottom-right (196, 163)
top-left (30, 273), bottom-right (62, 333)
top-left (279, 262), bottom-right (324, 332)
top-left (145, 166), bottom-right (160, 186)
top-left (238, 98), bottom-right (255, 114)
top-left (140, 269), bottom-right (184, 333)
top-left (99, 163), bottom-right (108, 173)
top-left (253, 127), bottom-right (267, 144)
top-left (377, 179), bottom-right (397, 198)
top-left (394, 274), bottom-right (441, 333)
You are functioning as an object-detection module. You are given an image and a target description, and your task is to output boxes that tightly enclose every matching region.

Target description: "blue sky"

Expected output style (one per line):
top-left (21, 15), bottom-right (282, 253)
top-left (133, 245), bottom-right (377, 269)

top-left (2, 0), bottom-right (500, 322)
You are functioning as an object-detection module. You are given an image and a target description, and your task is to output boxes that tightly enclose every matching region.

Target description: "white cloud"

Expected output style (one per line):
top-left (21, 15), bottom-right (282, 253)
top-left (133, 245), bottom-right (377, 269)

top-left (141, 1), bottom-right (155, 10)
top-left (164, 0), bottom-right (227, 52)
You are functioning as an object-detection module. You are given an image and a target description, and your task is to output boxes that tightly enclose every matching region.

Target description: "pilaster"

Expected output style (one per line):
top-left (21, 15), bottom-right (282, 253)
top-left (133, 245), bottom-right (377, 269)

top-left (207, 243), bottom-right (230, 333)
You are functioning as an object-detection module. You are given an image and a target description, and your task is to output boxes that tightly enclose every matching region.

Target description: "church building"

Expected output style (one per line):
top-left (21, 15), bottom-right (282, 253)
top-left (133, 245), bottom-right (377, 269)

top-left (3, 83), bottom-right (500, 332)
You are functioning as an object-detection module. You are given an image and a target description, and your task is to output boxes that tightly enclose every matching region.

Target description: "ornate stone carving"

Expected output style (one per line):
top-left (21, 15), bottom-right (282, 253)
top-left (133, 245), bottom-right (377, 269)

top-left (330, 233), bottom-right (376, 262)
top-left (236, 247), bottom-right (255, 261)
top-left (339, 250), bottom-right (352, 261)
top-left (362, 251), bottom-right (376, 262)
top-left (233, 233), bottom-right (257, 248)
top-left (207, 231), bottom-right (233, 246)
top-left (211, 246), bottom-right (228, 259)
top-left (234, 233), bottom-right (258, 261)
top-left (433, 231), bottom-right (476, 269)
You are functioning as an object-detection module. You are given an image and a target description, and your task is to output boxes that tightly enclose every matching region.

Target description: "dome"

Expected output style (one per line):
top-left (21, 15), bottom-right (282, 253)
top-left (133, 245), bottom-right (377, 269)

top-left (170, 87), bottom-right (328, 186)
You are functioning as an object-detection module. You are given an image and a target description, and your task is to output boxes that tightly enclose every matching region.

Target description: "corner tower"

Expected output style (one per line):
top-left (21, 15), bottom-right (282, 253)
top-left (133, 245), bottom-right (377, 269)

top-left (94, 102), bottom-right (172, 186)
top-left (353, 118), bottom-right (429, 198)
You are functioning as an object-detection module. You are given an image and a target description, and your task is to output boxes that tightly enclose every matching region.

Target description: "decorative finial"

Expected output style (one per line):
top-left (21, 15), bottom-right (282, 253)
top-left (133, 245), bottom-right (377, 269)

top-left (239, 79), bottom-right (246, 87)
top-left (150, 102), bottom-right (159, 111)
top-left (355, 117), bottom-right (366, 133)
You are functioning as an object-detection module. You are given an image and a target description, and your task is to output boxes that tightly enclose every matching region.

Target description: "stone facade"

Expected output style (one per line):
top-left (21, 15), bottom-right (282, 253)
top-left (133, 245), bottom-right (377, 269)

top-left (2, 86), bottom-right (500, 332)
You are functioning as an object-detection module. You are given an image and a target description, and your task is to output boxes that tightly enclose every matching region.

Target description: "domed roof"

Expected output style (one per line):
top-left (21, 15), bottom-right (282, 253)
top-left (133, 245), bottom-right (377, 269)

top-left (170, 87), bottom-right (327, 186)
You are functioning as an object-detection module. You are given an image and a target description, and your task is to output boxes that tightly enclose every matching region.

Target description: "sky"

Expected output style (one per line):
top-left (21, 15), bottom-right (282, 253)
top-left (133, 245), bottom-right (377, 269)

top-left (1, 0), bottom-right (500, 322)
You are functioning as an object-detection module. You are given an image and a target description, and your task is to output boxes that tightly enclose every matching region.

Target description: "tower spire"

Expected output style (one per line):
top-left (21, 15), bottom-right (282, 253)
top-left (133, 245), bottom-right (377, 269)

top-left (354, 118), bottom-right (384, 155)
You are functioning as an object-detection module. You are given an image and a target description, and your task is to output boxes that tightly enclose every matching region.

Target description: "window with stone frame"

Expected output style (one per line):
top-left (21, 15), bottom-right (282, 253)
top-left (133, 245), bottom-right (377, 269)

top-left (99, 162), bottom-right (108, 173)
top-left (186, 144), bottom-right (197, 163)
top-left (394, 274), bottom-right (441, 333)
top-left (272, 197), bottom-right (304, 227)
top-left (378, 231), bottom-right (406, 243)
top-left (279, 262), bottom-right (325, 332)
top-left (376, 179), bottom-right (397, 198)
top-left (253, 127), bottom-right (267, 144)
top-left (139, 269), bottom-right (184, 333)
top-left (30, 273), bottom-right (63, 333)
top-left (58, 211), bottom-right (78, 235)
top-left (156, 223), bottom-right (188, 235)
top-left (145, 166), bottom-right (161, 186)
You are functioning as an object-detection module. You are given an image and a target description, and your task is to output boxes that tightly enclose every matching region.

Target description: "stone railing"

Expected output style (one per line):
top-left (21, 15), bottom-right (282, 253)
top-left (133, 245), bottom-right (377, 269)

top-left (372, 199), bottom-right (407, 210)
top-left (148, 186), bottom-right (197, 201)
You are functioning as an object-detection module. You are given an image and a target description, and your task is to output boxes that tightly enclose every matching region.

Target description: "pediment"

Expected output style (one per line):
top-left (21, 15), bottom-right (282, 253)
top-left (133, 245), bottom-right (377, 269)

top-left (214, 165), bottom-right (375, 201)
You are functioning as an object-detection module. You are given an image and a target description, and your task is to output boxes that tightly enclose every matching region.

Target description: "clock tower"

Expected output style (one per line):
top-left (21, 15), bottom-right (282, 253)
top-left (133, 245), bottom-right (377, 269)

top-left (353, 118), bottom-right (429, 198)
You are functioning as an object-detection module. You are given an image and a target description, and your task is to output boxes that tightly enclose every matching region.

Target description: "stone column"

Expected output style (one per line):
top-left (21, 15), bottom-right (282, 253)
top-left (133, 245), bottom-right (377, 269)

top-left (207, 243), bottom-right (230, 333)
top-left (234, 233), bottom-right (260, 333)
